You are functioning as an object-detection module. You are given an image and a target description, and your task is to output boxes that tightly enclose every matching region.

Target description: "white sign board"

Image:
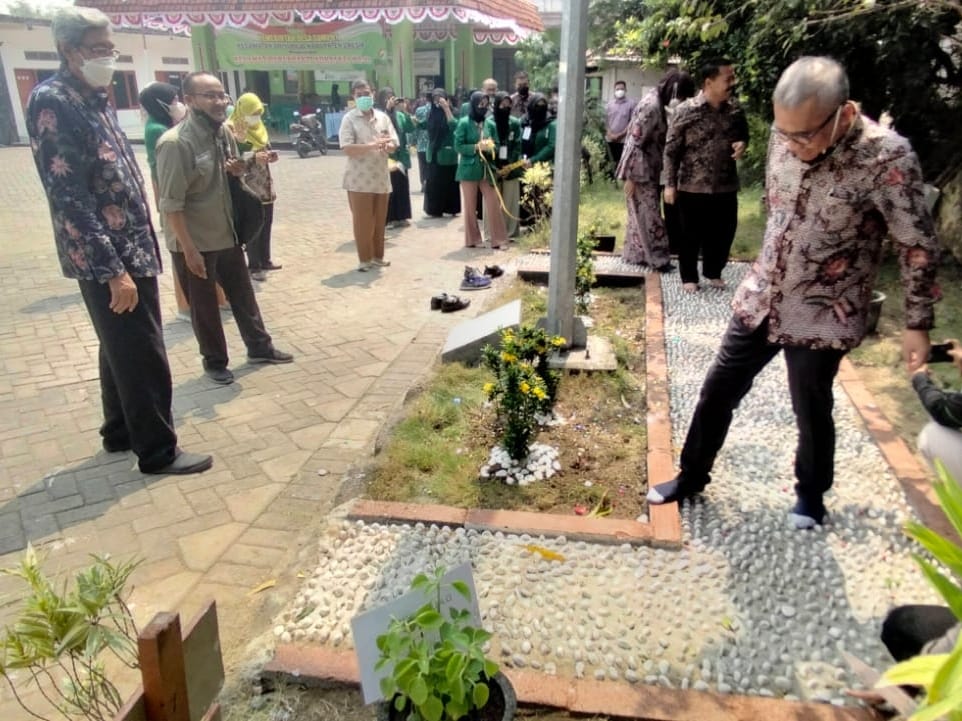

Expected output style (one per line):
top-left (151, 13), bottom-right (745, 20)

top-left (413, 50), bottom-right (441, 76)
top-left (350, 563), bottom-right (481, 704)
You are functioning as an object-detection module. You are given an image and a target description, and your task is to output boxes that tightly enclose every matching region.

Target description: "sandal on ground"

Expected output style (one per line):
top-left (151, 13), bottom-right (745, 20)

top-left (441, 295), bottom-right (471, 313)
top-left (483, 265), bottom-right (504, 278)
top-left (708, 278), bottom-right (727, 289)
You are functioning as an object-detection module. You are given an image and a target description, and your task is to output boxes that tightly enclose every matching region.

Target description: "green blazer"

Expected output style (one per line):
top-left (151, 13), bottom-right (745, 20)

top-left (389, 110), bottom-right (414, 168)
top-left (528, 120), bottom-right (557, 165)
top-left (426, 117), bottom-right (458, 166)
top-left (490, 115), bottom-right (523, 180)
top-left (454, 116), bottom-right (498, 183)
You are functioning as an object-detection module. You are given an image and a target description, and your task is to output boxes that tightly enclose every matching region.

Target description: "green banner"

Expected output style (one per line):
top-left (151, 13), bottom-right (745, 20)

top-left (216, 25), bottom-right (386, 70)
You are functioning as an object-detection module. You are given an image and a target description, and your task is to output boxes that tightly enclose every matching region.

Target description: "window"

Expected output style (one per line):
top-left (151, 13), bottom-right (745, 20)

top-left (109, 71), bottom-right (139, 110)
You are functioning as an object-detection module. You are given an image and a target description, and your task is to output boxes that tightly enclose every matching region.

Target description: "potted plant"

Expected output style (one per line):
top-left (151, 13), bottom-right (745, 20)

top-left (375, 567), bottom-right (516, 721)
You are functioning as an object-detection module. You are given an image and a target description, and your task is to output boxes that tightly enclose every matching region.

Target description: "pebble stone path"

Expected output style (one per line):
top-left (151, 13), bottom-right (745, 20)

top-left (277, 263), bottom-right (939, 707)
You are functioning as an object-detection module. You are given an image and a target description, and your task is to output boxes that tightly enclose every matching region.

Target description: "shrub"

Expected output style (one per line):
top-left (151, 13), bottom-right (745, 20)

top-left (0, 546), bottom-right (141, 721)
top-left (576, 231), bottom-right (597, 313)
top-left (521, 162), bottom-right (553, 226)
top-left (482, 326), bottom-right (565, 460)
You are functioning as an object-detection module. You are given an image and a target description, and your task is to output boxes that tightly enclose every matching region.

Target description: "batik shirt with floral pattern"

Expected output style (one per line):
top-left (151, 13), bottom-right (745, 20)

top-left (616, 89), bottom-right (665, 185)
top-left (28, 71), bottom-right (159, 282)
top-left (732, 113), bottom-right (939, 350)
top-left (662, 92), bottom-right (748, 194)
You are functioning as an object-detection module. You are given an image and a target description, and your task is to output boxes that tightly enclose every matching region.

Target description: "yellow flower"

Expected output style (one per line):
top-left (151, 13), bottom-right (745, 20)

top-left (533, 387), bottom-right (546, 400)
top-left (501, 352), bottom-right (517, 364)
top-left (536, 345), bottom-right (546, 354)
top-left (483, 382), bottom-right (495, 395)
top-left (520, 382), bottom-right (531, 394)
top-left (552, 336), bottom-right (566, 347)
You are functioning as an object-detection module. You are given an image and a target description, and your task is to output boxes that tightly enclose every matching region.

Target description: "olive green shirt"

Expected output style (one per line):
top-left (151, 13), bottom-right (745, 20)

top-left (156, 111), bottom-right (236, 253)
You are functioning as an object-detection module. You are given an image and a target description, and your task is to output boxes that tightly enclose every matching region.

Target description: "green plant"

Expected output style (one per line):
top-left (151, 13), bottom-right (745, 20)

top-left (520, 162), bottom-right (553, 227)
top-left (375, 568), bottom-right (500, 721)
top-left (879, 461), bottom-right (962, 719)
top-left (576, 231), bottom-right (597, 313)
top-left (482, 326), bottom-right (564, 460)
top-left (0, 545), bottom-right (141, 721)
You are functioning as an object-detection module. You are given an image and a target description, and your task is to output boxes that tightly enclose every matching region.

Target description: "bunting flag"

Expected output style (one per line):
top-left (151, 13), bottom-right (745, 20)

top-left (108, 6), bottom-right (535, 38)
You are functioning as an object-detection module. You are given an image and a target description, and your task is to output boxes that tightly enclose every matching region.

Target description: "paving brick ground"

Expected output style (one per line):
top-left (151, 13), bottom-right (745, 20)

top-left (0, 145), bottom-right (513, 714)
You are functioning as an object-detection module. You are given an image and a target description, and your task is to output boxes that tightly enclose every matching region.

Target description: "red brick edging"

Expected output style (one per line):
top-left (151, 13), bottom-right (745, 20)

top-left (262, 645), bottom-right (872, 721)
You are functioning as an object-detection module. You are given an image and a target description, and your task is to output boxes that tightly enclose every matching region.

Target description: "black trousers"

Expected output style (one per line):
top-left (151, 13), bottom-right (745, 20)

top-left (172, 247), bottom-right (273, 371)
top-left (676, 190), bottom-right (738, 284)
top-left (882, 605), bottom-right (957, 661)
top-left (78, 275), bottom-right (178, 472)
top-left (679, 316), bottom-right (845, 511)
top-left (606, 141), bottom-right (624, 179)
top-left (416, 151), bottom-right (428, 192)
top-left (662, 186), bottom-right (683, 257)
top-left (245, 202), bottom-right (274, 270)
top-left (387, 168), bottom-right (412, 223)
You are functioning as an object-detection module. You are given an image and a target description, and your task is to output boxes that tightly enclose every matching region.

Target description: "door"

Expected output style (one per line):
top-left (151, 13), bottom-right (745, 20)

top-left (15, 68), bottom-right (55, 111)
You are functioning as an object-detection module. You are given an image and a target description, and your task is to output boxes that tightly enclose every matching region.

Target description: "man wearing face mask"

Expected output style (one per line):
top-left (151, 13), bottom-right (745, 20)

top-left (510, 71), bottom-right (531, 119)
top-left (156, 71), bottom-right (294, 386)
top-left (27, 8), bottom-right (212, 475)
top-left (605, 80), bottom-right (634, 180)
top-left (647, 57), bottom-right (940, 530)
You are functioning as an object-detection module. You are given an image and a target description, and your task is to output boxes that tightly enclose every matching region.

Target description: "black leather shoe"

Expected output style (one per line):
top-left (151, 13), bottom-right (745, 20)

top-left (483, 265), bottom-right (504, 278)
top-left (248, 348), bottom-right (294, 364)
top-left (656, 262), bottom-right (676, 273)
top-left (142, 451), bottom-right (213, 476)
top-left (263, 262), bottom-right (283, 271)
top-left (441, 295), bottom-right (471, 313)
top-left (430, 293), bottom-right (448, 310)
top-left (205, 367), bottom-right (235, 385)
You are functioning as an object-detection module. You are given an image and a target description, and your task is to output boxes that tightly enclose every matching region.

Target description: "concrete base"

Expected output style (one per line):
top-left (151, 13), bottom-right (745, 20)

top-left (536, 314), bottom-right (587, 349)
top-left (548, 335), bottom-right (618, 372)
top-left (441, 299), bottom-right (522, 364)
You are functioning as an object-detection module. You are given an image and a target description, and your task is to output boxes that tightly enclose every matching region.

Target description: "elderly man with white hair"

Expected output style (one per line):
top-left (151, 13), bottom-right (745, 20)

top-left (27, 7), bottom-right (212, 475)
top-left (648, 56), bottom-right (941, 528)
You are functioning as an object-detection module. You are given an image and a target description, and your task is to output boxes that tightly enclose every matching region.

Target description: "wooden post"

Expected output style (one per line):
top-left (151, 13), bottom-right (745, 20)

top-left (137, 612), bottom-right (190, 721)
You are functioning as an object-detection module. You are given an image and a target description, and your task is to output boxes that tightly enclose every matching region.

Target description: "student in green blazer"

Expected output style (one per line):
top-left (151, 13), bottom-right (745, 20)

top-left (376, 87), bottom-right (414, 227)
top-left (424, 89), bottom-right (461, 217)
top-left (521, 92), bottom-right (557, 167)
top-left (454, 91), bottom-right (508, 249)
top-left (487, 91), bottom-right (524, 239)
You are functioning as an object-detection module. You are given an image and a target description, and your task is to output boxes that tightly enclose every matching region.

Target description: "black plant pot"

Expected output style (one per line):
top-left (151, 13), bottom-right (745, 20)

top-left (592, 234), bottom-right (616, 252)
top-left (377, 672), bottom-right (517, 721)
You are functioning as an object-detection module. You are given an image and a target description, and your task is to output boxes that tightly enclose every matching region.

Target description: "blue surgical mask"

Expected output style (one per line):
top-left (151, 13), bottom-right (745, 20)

top-left (355, 96), bottom-right (374, 112)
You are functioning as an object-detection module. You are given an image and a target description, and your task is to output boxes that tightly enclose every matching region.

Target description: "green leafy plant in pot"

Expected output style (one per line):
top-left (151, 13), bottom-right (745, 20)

top-left (375, 567), bottom-right (516, 721)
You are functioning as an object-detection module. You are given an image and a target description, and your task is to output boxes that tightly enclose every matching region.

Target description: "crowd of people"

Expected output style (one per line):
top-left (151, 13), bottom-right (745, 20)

top-left (336, 73), bottom-right (558, 271)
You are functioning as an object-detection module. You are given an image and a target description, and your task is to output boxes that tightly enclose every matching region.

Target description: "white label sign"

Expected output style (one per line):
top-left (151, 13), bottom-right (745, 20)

top-left (413, 50), bottom-right (441, 76)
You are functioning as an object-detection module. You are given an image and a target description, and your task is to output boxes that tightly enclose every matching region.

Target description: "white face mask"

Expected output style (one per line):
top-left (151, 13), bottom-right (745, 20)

top-left (614, 89), bottom-right (626, 99)
top-left (169, 101), bottom-right (187, 123)
top-left (79, 56), bottom-right (116, 88)
top-left (245, 114), bottom-right (261, 126)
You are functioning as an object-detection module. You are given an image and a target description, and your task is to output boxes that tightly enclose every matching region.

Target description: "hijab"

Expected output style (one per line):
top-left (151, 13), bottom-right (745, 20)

top-left (376, 86), bottom-right (401, 135)
top-left (468, 91), bottom-right (488, 123)
top-left (230, 92), bottom-right (270, 150)
top-left (522, 93), bottom-right (549, 158)
top-left (427, 88), bottom-right (451, 153)
top-left (493, 90), bottom-right (511, 145)
top-left (139, 82), bottom-right (180, 128)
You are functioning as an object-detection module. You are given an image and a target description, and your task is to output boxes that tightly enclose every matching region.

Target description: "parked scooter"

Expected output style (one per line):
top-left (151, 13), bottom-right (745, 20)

top-left (289, 110), bottom-right (328, 158)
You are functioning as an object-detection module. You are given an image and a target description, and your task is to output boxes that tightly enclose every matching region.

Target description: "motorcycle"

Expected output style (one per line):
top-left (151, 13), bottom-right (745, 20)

top-left (289, 110), bottom-right (328, 158)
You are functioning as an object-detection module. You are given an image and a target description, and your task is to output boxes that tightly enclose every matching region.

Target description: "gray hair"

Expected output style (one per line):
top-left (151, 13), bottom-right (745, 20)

top-left (772, 56), bottom-right (849, 112)
top-left (52, 7), bottom-right (110, 64)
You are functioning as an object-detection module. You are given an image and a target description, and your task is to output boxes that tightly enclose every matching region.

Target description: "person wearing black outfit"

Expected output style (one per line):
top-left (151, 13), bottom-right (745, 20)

top-left (424, 88), bottom-right (461, 217)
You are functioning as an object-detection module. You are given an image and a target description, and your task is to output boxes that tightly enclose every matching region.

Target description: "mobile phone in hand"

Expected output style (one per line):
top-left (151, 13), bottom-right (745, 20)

top-left (928, 342), bottom-right (954, 364)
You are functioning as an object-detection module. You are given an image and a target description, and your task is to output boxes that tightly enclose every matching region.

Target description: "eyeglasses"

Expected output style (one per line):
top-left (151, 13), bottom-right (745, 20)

top-left (81, 45), bottom-right (120, 59)
top-left (772, 104), bottom-right (843, 146)
top-left (190, 92), bottom-right (232, 103)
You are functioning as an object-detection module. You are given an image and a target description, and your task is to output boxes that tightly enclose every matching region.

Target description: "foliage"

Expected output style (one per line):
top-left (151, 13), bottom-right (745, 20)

top-left (375, 568), bottom-right (500, 721)
top-left (880, 462), bottom-right (962, 719)
top-left (576, 231), bottom-right (597, 313)
top-left (0, 546), bottom-right (141, 721)
top-left (482, 326), bottom-right (565, 460)
top-left (521, 162), bottom-right (553, 227)
top-left (588, 0), bottom-right (649, 55)
top-left (513, 33), bottom-right (559, 94)
top-left (610, 0), bottom-right (962, 181)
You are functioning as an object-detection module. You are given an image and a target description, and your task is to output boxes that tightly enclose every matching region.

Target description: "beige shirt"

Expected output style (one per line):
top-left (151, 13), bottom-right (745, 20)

top-left (338, 108), bottom-right (398, 194)
top-left (156, 113), bottom-right (236, 252)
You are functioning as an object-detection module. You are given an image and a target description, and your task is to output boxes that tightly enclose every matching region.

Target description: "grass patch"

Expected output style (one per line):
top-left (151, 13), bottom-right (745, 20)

top-left (366, 283), bottom-right (648, 519)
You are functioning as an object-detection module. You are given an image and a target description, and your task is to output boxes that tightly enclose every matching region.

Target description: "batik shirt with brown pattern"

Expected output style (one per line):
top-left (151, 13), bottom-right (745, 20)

top-left (662, 92), bottom-right (748, 194)
top-left (732, 114), bottom-right (940, 351)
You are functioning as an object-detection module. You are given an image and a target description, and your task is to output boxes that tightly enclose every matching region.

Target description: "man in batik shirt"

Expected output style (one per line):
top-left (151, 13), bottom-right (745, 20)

top-left (27, 8), bottom-right (212, 475)
top-left (648, 56), bottom-right (940, 529)
top-left (663, 58), bottom-right (748, 292)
